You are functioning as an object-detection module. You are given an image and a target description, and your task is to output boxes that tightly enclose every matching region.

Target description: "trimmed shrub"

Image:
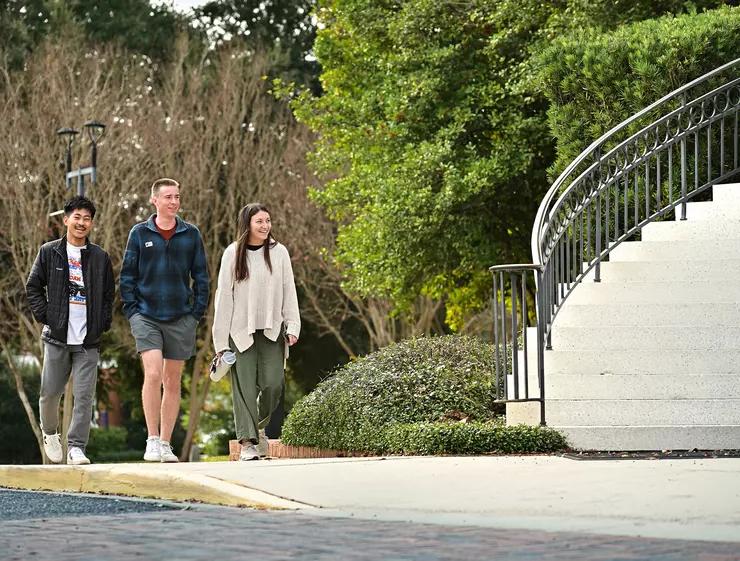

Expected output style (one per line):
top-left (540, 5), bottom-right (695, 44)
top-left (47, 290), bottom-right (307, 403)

top-left (86, 426), bottom-right (140, 463)
top-left (540, 6), bottom-right (740, 178)
top-left (383, 421), bottom-right (568, 455)
top-left (282, 335), bottom-right (565, 455)
top-left (282, 335), bottom-right (497, 452)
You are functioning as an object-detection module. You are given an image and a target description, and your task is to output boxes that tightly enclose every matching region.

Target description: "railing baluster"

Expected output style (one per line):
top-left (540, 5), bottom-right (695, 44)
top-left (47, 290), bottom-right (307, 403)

top-left (668, 143), bottom-right (674, 206)
top-left (681, 134), bottom-right (687, 220)
top-left (634, 171), bottom-right (639, 229)
top-left (566, 221), bottom-right (572, 291)
top-left (734, 111), bottom-right (738, 170)
top-left (559, 237), bottom-right (565, 301)
top-left (707, 122), bottom-right (712, 184)
top-left (624, 166), bottom-right (629, 233)
top-left (521, 272), bottom-right (529, 400)
top-left (605, 181), bottom-right (610, 250)
top-left (586, 198), bottom-right (591, 264)
top-left (614, 177), bottom-right (620, 238)
top-left (645, 160), bottom-right (650, 221)
top-left (572, 211), bottom-right (578, 284)
top-left (498, 271), bottom-right (508, 398)
top-left (492, 272), bottom-right (501, 400)
top-left (721, 115), bottom-right (726, 174)
top-left (656, 152), bottom-right (662, 211)
top-left (579, 207), bottom-right (584, 277)
top-left (536, 268), bottom-right (546, 425)
top-left (694, 130), bottom-right (699, 193)
top-left (510, 272), bottom-right (519, 400)
top-left (595, 187), bottom-right (601, 282)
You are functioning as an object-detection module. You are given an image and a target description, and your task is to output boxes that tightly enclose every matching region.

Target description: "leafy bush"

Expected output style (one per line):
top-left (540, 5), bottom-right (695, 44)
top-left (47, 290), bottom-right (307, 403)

top-left (282, 335), bottom-right (562, 454)
top-left (0, 361), bottom-right (41, 464)
top-left (540, 6), bottom-right (740, 178)
top-left (282, 335), bottom-right (496, 451)
top-left (383, 421), bottom-right (568, 455)
top-left (86, 426), bottom-right (140, 462)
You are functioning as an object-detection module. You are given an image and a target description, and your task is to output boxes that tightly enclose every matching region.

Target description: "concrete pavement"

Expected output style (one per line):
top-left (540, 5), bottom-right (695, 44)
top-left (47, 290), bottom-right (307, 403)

top-left (2, 455), bottom-right (739, 543)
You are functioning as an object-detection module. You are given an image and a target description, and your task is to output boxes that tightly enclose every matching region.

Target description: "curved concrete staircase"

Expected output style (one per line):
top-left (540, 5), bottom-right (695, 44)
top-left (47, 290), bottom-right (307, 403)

top-left (542, 183), bottom-right (740, 450)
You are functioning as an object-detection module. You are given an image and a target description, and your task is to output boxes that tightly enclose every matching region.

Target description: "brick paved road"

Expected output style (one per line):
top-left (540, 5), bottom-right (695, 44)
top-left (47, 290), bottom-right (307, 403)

top-left (1, 492), bottom-right (739, 561)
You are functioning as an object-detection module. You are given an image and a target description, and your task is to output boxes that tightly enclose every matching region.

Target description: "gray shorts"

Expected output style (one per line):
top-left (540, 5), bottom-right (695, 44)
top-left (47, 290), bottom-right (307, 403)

top-left (129, 313), bottom-right (198, 360)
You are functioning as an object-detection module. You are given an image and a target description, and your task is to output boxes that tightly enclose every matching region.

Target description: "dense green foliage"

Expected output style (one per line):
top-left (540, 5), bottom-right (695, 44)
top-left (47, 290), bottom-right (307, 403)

top-left (0, 1), bottom-right (50, 69)
top-left (541, 5), bottom-right (740, 178)
top-left (0, 0), bottom-right (184, 66)
top-left (193, 0), bottom-right (318, 88)
top-left (282, 335), bottom-right (499, 452)
top-left (291, 0), bottom-right (734, 328)
top-left (85, 426), bottom-right (141, 463)
top-left (383, 421), bottom-right (568, 455)
top-left (282, 334), bottom-right (567, 454)
top-left (0, 361), bottom-right (41, 464)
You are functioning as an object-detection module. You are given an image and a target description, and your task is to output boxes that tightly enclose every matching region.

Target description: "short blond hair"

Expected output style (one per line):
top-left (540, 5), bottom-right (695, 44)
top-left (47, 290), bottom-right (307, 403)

top-left (151, 177), bottom-right (180, 197)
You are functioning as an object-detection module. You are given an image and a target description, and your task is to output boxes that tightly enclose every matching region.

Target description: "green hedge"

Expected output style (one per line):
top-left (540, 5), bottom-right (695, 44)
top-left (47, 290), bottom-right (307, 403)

top-left (282, 335), bottom-right (567, 454)
top-left (282, 335), bottom-right (497, 452)
top-left (86, 426), bottom-right (141, 463)
top-left (383, 421), bottom-right (567, 455)
top-left (540, 6), bottom-right (740, 178)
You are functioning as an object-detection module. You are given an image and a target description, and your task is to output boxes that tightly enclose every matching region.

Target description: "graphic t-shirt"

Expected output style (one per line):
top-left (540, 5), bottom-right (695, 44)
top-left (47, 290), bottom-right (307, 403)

top-left (66, 243), bottom-right (87, 345)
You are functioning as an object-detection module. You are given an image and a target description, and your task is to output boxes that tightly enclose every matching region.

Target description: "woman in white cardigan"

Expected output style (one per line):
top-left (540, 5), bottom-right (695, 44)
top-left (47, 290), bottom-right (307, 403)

top-left (212, 203), bottom-right (300, 461)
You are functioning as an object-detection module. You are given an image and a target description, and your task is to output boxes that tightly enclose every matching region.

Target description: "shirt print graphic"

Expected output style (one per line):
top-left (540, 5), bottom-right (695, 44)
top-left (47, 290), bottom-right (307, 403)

top-left (68, 255), bottom-right (86, 305)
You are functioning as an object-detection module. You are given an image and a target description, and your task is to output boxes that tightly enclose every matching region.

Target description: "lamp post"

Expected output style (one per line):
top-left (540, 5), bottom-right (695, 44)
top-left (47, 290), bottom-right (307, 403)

top-left (57, 120), bottom-right (106, 198)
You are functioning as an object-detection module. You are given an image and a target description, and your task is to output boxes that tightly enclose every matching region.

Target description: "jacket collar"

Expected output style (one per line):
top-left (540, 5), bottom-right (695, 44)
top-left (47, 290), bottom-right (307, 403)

top-left (54, 235), bottom-right (90, 255)
top-left (146, 214), bottom-right (188, 234)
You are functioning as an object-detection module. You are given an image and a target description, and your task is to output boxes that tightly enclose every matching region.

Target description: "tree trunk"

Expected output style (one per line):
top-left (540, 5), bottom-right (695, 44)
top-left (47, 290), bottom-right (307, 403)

top-left (179, 344), bottom-right (211, 461)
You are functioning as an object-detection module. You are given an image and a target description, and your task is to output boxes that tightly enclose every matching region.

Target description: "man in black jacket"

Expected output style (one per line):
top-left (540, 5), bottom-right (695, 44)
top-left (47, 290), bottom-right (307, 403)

top-left (26, 196), bottom-right (115, 465)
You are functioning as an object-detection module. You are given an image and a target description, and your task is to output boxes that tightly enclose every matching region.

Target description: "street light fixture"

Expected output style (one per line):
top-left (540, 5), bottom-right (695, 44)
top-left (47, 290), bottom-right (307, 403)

top-left (56, 120), bottom-right (106, 198)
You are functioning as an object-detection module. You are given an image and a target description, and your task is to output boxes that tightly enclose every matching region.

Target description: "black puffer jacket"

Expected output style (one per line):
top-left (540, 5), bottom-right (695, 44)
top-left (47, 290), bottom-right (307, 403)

top-left (26, 236), bottom-right (115, 348)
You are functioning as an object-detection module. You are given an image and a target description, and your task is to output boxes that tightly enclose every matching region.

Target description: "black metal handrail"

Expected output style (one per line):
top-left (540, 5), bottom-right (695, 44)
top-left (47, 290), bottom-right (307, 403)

top-left (491, 59), bottom-right (740, 424)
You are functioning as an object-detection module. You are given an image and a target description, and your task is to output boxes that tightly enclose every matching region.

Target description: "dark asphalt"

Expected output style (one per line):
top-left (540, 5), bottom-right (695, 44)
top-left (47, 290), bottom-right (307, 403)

top-left (1, 488), bottom-right (739, 561)
top-left (0, 488), bottom-right (180, 520)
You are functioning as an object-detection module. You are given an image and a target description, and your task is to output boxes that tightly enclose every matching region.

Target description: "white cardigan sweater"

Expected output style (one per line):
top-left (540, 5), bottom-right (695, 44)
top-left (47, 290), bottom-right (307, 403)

top-left (212, 241), bottom-right (300, 353)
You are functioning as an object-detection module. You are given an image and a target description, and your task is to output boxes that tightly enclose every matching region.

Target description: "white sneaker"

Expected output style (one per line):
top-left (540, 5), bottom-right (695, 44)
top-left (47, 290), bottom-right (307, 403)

top-left (143, 436), bottom-right (161, 462)
top-left (159, 441), bottom-right (179, 463)
top-left (239, 443), bottom-right (259, 461)
top-left (257, 430), bottom-right (269, 458)
top-left (67, 446), bottom-right (91, 465)
top-left (43, 432), bottom-right (63, 464)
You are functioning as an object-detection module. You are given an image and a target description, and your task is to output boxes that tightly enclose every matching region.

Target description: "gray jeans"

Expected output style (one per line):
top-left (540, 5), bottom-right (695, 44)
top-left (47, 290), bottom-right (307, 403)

top-left (39, 342), bottom-right (99, 450)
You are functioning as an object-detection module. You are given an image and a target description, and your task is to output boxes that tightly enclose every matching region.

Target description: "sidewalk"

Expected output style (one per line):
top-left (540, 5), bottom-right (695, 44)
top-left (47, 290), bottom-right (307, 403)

top-left (2, 455), bottom-right (739, 543)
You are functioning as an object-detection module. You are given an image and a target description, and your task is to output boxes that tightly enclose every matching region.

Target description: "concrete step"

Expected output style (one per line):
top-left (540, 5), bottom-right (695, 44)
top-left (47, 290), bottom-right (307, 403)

top-left (580, 259), bottom-right (740, 282)
top-left (545, 374), bottom-right (740, 400)
top-left (641, 219), bottom-right (740, 241)
top-left (678, 200), bottom-right (740, 221)
top-left (551, 325), bottom-right (740, 351)
top-left (544, 349), bottom-right (740, 376)
top-left (609, 239), bottom-right (740, 261)
top-left (565, 281), bottom-right (740, 304)
top-left (556, 425), bottom-right (740, 451)
top-left (547, 398), bottom-right (740, 426)
top-left (710, 182), bottom-right (740, 204)
top-left (554, 302), bottom-right (740, 327)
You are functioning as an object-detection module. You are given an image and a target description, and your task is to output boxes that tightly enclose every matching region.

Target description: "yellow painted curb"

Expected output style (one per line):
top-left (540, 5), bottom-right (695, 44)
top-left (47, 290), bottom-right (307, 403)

top-left (0, 464), bottom-right (310, 510)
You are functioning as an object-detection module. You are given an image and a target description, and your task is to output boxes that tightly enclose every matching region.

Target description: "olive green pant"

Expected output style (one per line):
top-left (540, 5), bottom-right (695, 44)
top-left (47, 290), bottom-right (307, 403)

top-left (230, 331), bottom-right (284, 444)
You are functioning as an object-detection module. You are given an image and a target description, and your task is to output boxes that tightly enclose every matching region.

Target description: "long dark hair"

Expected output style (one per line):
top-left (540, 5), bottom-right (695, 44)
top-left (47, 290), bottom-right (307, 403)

top-left (234, 203), bottom-right (275, 281)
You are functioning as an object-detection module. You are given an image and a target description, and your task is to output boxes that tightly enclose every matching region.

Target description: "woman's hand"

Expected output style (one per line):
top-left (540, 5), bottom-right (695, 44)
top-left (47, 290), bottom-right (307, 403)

top-left (286, 334), bottom-right (298, 346)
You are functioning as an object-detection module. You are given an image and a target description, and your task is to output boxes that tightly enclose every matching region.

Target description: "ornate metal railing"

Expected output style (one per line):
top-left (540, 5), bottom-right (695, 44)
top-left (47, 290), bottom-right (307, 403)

top-left (491, 59), bottom-right (740, 424)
